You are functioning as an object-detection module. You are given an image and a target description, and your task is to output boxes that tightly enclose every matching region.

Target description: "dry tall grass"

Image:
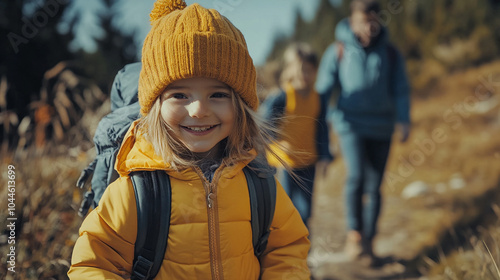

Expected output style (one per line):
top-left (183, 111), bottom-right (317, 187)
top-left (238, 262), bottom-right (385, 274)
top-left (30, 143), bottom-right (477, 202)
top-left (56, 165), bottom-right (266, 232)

top-left (427, 204), bottom-right (500, 280)
top-left (0, 154), bottom-right (89, 279)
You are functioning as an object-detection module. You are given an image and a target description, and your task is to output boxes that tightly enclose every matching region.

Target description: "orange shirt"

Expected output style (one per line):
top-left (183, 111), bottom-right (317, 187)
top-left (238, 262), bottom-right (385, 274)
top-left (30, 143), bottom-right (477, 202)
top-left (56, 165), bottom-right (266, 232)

top-left (268, 84), bottom-right (320, 169)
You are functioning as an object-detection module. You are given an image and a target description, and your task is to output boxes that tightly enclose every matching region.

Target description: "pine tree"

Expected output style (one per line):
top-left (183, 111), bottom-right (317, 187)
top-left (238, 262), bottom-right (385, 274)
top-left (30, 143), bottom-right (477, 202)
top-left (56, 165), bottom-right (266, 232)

top-left (310, 0), bottom-right (340, 56)
top-left (73, 0), bottom-right (138, 93)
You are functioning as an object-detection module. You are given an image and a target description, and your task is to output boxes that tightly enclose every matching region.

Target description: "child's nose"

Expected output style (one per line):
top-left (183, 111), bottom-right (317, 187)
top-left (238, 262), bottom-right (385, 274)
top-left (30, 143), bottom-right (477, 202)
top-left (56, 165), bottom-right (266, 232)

top-left (187, 99), bottom-right (210, 118)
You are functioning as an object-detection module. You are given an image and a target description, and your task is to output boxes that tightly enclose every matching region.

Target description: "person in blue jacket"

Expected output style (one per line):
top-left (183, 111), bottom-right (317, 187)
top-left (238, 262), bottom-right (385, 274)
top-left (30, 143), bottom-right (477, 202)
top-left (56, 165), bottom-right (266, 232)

top-left (260, 43), bottom-right (332, 227)
top-left (315, 0), bottom-right (411, 264)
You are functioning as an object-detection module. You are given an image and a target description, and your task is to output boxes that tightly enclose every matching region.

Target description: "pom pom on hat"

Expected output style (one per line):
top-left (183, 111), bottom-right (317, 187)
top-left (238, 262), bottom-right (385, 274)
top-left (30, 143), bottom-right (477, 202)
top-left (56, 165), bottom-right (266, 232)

top-left (139, 2), bottom-right (258, 115)
top-left (150, 0), bottom-right (187, 23)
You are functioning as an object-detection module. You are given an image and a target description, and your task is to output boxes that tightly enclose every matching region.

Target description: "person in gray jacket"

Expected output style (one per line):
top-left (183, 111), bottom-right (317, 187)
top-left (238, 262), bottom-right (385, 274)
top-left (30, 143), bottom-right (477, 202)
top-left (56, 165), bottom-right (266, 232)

top-left (315, 0), bottom-right (411, 264)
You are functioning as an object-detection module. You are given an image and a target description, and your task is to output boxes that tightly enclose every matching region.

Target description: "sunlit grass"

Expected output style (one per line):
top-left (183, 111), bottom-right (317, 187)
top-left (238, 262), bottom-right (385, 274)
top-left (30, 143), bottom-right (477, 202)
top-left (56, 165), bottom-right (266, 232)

top-left (0, 155), bottom-right (89, 279)
top-left (427, 204), bottom-right (500, 280)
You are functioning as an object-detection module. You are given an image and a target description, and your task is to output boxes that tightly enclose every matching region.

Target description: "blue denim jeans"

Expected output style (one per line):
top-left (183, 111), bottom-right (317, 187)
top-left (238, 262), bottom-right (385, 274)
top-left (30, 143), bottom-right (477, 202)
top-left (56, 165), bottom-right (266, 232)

top-left (279, 165), bottom-right (316, 226)
top-left (338, 131), bottom-right (392, 240)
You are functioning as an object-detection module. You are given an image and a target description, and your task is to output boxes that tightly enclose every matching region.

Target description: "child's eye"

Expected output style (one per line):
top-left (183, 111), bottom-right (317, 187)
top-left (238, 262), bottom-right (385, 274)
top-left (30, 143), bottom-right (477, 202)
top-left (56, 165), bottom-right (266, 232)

top-left (211, 92), bottom-right (230, 98)
top-left (171, 93), bottom-right (187, 99)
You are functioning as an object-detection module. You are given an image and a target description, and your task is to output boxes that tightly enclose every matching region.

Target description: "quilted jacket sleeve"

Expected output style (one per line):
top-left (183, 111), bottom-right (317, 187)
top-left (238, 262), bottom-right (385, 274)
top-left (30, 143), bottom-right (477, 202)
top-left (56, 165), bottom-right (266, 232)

top-left (259, 181), bottom-right (311, 279)
top-left (68, 177), bottom-right (137, 280)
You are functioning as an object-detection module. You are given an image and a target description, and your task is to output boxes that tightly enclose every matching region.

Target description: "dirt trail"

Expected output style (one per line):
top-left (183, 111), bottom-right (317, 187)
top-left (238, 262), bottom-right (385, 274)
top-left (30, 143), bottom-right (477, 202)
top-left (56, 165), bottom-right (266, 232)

top-left (307, 154), bottom-right (500, 280)
top-left (308, 160), bottom-right (425, 280)
top-left (305, 59), bottom-right (500, 278)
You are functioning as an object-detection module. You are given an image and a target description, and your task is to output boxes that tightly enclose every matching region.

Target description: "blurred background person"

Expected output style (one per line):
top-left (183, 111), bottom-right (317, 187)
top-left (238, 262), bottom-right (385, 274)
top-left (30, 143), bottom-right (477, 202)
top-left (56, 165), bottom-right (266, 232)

top-left (315, 0), bottom-right (411, 264)
top-left (260, 43), bottom-right (332, 227)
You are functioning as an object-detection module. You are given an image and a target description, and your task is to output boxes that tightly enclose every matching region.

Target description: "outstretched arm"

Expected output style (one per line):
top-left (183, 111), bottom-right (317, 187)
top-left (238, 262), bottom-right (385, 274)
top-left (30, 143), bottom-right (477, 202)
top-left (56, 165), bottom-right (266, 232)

top-left (316, 92), bottom-right (334, 162)
top-left (315, 43), bottom-right (340, 98)
top-left (314, 43), bottom-right (340, 165)
top-left (392, 49), bottom-right (411, 142)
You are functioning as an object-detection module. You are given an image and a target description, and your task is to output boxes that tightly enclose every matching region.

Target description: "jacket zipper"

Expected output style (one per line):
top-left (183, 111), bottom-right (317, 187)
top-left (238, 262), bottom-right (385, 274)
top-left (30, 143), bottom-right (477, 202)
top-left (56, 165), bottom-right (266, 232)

top-left (194, 165), bottom-right (225, 280)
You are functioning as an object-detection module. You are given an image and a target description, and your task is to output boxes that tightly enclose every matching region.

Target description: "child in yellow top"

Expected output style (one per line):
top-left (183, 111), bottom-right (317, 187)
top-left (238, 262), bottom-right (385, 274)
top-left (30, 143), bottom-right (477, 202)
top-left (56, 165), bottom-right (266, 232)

top-left (260, 43), bottom-right (332, 226)
top-left (68, 1), bottom-right (310, 279)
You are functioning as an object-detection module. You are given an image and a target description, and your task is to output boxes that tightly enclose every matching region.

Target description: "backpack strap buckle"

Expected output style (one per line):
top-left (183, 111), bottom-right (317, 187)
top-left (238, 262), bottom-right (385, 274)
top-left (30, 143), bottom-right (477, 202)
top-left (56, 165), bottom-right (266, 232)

top-left (131, 256), bottom-right (154, 280)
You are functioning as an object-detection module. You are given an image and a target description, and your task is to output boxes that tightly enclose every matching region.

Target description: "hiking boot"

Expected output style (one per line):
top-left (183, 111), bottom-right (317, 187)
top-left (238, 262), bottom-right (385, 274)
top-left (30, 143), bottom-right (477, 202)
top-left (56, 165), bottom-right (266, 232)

top-left (358, 238), bottom-right (380, 267)
top-left (362, 238), bottom-right (373, 256)
top-left (344, 231), bottom-right (363, 261)
top-left (358, 253), bottom-right (375, 267)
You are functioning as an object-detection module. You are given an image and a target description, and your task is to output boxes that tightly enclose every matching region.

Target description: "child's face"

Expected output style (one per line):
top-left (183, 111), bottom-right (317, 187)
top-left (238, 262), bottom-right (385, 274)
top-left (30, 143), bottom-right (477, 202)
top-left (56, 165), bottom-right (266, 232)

top-left (160, 77), bottom-right (235, 156)
top-left (289, 61), bottom-right (317, 92)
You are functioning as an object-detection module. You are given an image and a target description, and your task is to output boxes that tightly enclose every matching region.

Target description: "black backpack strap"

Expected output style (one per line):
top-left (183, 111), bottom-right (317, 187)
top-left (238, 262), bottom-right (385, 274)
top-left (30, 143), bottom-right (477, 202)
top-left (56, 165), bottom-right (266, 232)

top-left (130, 170), bottom-right (171, 280)
top-left (243, 161), bottom-right (277, 258)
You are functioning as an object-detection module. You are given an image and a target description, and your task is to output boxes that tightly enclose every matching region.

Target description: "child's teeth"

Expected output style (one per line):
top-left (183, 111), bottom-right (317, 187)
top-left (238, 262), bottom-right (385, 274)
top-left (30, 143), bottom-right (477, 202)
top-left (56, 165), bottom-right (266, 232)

top-left (190, 126), bottom-right (212, 131)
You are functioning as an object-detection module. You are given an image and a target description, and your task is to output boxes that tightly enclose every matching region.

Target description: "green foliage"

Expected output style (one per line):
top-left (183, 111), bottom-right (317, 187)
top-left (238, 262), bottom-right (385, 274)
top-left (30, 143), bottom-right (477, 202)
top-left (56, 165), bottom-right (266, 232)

top-left (70, 0), bottom-right (138, 94)
top-left (266, 0), bottom-right (342, 63)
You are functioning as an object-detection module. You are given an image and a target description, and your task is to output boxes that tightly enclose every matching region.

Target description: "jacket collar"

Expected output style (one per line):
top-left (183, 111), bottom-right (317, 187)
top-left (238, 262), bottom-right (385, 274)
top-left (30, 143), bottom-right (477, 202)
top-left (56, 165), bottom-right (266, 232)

top-left (115, 120), bottom-right (255, 181)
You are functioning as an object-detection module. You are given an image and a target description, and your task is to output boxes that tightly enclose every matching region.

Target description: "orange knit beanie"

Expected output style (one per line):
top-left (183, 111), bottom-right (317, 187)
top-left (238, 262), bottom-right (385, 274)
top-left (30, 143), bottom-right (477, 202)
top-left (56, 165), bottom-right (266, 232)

top-left (139, 0), bottom-right (258, 115)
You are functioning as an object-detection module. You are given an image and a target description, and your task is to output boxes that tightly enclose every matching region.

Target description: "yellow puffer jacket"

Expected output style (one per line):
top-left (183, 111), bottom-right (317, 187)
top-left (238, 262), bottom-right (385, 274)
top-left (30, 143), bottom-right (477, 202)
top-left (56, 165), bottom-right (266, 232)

top-left (68, 121), bottom-right (310, 279)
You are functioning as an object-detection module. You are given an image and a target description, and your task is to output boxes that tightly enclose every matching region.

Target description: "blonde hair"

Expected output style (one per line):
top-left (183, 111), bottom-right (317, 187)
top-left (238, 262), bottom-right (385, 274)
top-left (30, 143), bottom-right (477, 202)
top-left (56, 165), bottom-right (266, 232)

top-left (137, 90), bottom-right (288, 171)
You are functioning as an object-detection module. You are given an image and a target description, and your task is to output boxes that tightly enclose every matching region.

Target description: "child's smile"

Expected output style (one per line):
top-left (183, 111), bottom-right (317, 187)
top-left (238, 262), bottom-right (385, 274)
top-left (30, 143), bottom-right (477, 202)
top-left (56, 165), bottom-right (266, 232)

top-left (181, 125), bottom-right (218, 134)
top-left (160, 77), bottom-right (235, 157)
